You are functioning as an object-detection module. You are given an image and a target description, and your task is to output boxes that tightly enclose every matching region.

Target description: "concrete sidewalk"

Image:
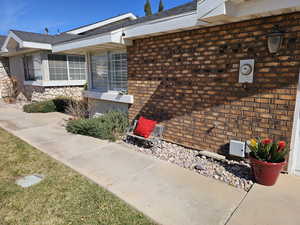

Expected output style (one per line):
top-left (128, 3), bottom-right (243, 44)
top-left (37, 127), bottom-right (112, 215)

top-left (227, 174), bottom-right (300, 225)
top-left (2, 103), bottom-right (300, 225)
top-left (0, 103), bottom-right (245, 225)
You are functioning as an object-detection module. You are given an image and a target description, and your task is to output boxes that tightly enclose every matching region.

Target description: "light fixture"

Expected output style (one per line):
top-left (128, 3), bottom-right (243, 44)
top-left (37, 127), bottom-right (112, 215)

top-left (267, 25), bottom-right (284, 54)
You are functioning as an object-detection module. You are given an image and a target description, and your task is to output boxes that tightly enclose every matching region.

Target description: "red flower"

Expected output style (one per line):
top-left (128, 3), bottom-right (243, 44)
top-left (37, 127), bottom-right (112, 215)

top-left (278, 141), bottom-right (286, 151)
top-left (262, 138), bottom-right (272, 145)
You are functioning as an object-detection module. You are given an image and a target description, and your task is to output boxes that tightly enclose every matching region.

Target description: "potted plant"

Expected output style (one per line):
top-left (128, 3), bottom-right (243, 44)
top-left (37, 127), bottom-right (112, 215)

top-left (248, 138), bottom-right (289, 186)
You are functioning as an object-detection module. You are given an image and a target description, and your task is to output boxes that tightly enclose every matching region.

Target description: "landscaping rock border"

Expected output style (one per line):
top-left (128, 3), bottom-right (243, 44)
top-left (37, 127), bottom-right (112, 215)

top-left (127, 140), bottom-right (254, 191)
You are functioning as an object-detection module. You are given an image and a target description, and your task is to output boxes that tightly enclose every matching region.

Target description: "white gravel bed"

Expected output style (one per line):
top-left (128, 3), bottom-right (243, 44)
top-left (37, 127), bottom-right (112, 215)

top-left (127, 140), bottom-right (254, 191)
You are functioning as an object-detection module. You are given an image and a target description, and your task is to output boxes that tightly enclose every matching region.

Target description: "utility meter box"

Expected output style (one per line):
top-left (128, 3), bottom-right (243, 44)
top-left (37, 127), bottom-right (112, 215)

top-left (239, 59), bottom-right (255, 83)
top-left (229, 140), bottom-right (246, 158)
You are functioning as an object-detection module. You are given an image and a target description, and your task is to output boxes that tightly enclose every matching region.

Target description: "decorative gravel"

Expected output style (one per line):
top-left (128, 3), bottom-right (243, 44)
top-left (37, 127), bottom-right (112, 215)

top-left (127, 140), bottom-right (254, 192)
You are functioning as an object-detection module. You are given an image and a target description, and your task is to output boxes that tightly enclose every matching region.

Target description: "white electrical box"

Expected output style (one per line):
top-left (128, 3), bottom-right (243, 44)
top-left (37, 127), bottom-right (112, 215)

top-left (239, 59), bottom-right (255, 83)
top-left (229, 140), bottom-right (246, 158)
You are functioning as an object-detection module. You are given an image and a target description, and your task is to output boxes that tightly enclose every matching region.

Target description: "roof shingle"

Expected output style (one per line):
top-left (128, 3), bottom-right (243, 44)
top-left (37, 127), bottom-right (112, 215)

top-left (6, 1), bottom-right (197, 46)
top-left (55, 0), bottom-right (197, 44)
top-left (10, 30), bottom-right (78, 44)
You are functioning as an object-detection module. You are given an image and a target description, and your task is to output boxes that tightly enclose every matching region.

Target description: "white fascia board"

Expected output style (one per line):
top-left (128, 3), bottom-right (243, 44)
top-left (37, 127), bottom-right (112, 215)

top-left (1, 31), bottom-right (52, 52)
top-left (67, 13), bottom-right (137, 35)
top-left (231, 0), bottom-right (300, 18)
top-left (198, 0), bottom-right (300, 23)
top-left (111, 29), bottom-right (127, 44)
top-left (22, 41), bottom-right (52, 50)
top-left (1, 31), bottom-right (23, 52)
top-left (84, 90), bottom-right (134, 104)
top-left (124, 12), bottom-right (207, 39)
top-left (52, 31), bottom-right (125, 53)
top-left (197, 0), bottom-right (226, 19)
top-left (53, 34), bottom-right (112, 52)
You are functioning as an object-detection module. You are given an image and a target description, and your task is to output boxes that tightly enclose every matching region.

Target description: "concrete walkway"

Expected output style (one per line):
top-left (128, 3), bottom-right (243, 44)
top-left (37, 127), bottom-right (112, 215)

top-left (1, 103), bottom-right (300, 225)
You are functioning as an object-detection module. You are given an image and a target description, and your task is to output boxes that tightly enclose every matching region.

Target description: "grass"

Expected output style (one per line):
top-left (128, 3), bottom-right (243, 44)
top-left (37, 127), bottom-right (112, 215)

top-left (0, 128), bottom-right (156, 225)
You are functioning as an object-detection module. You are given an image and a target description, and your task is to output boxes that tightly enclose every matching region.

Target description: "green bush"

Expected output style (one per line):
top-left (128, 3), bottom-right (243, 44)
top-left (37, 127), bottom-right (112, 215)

top-left (52, 97), bottom-right (74, 113)
top-left (23, 100), bottom-right (57, 113)
top-left (23, 97), bottom-right (75, 113)
top-left (66, 111), bottom-right (129, 141)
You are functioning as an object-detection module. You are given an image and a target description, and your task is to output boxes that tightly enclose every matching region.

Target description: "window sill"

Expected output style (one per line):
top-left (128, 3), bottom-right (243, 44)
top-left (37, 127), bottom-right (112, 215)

top-left (83, 90), bottom-right (134, 104)
top-left (24, 80), bottom-right (86, 87)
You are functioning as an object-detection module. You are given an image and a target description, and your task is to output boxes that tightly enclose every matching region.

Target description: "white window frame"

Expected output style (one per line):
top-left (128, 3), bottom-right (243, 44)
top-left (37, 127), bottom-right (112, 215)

top-left (89, 50), bottom-right (127, 93)
top-left (48, 54), bottom-right (86, 81)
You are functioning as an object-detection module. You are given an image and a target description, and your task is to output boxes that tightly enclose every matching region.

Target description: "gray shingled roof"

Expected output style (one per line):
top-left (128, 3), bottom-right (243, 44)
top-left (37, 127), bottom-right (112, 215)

top-left (10, 30), bottom-right (78, 44)
top-left (55, 0), bottom-right (197, 44)
top-left (7, 1), bottom-right (197, 47)
top-left (83, 0), bottom-right (197, 36)
top-left (0, 35), bottom-right (7, 48)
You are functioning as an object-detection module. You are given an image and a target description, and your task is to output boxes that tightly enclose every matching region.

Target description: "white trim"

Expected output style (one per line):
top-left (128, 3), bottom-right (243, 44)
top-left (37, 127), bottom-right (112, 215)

top-left (53, 33), bottom-right (119, 53)
top-left (1, 31), bottom-right (23, 52)
top-left (84, 90), bottom-right (134, 104)
top-left (67, 13), bottom-right (137, 35)
top-left (197, 0), bottom-right (300, 23)
top-left (53, 12), bottom-right (205, 53)
top-left (66, 55), bottom-right (71, 81)
top-left (124, 12), bottom-right (205, 39)
top-left (288, 70), bottom-right (300, 175)
top-left (22, 41), bottom-right (52, 50)
top-left (24, 80), bottom-right (86, 87)
top-left (1, 31), bottom-right (52, 52)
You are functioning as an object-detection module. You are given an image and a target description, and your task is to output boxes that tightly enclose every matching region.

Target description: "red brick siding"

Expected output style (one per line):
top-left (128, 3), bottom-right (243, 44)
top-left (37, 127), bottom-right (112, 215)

top-left (127, 13), bottom-right (300, 155)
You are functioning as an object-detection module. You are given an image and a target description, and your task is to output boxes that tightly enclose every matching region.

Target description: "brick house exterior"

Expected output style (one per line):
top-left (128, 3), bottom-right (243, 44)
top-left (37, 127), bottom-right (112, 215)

top-left (128, 12), bottom-right (300, 155)
top-left (31, 0), bottom-right (300, 174)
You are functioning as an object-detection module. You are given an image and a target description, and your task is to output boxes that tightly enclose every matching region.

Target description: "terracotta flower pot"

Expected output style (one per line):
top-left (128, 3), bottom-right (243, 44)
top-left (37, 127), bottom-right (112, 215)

top-left (250, 156), bottom-right (286, 186)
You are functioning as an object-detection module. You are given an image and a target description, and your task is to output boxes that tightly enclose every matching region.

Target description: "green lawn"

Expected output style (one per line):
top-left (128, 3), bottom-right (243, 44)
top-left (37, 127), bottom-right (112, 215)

top-left (0, 128), bottom-right (156, 225)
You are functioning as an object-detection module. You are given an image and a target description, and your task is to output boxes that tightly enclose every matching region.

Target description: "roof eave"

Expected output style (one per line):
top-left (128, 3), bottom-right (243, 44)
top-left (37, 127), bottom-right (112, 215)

top-left (52, 30), bottom-right (126, 53)
top-left (197, 0), bottom-right (300, 23)
top-left (1, 31), bottom-right (52, 54)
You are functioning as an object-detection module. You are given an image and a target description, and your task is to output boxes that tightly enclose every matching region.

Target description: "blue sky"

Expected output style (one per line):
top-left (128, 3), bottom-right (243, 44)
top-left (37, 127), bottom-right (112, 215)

top-left (0, 0), bottom-right (191, 36)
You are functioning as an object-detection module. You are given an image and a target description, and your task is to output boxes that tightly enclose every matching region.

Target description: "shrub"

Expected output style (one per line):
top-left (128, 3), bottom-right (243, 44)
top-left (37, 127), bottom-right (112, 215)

top-left (23, 97), bottom-right (78, 114)
top-left (65, 99), bottom-right (88, 119)
top-left (66, 111), bottom-right (129, 141)
top-left (52, 97), bottom-right (73, 113)
top-left (23, 100), bottom-right (57, 113)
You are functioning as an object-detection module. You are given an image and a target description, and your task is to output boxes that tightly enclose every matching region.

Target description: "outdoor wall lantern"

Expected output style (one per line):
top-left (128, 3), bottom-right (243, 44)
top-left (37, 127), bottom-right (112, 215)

top-left (267, 26), bottom-right (284, 54)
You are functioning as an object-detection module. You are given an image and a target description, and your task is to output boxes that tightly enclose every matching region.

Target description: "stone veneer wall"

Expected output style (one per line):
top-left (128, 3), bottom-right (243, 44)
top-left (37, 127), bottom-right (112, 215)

top-left (128, 12), bottom-right (300, 155)
top-left (24, 85), bottom-right (84, 102)
top-left (0, 57), bottom-right (10, 98)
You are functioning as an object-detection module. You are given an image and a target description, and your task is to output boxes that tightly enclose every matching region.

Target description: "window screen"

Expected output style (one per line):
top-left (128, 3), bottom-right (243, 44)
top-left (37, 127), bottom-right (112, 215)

top-left (110, 53), bottom-right (128, 91)
top-left (24, 56), bottom-right (35, 81)
top-left (68, 55), bottom-right (86, 80)
top-left (48, 54), bottom-right (68, 81)
top-left (90, 52), bottom-right (128, 92)
top-left (91, 53), bottom-right (109, 91)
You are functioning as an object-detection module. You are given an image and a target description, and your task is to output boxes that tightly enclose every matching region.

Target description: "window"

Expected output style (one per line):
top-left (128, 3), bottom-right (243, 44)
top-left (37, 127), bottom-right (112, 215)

top-left (110, 53), bottom-right (128, 91)
top-left (48, 54), bottom-right (68, 81)
top-left (91, 53), bottom-right (109, 92)
top-left (24, 54), bottom-right (42, 81)
top-left (24, 55), bottom-right (35, 81)
top-left (68, 55), bottom-right (86, 80)
top-left (91, 51), bottom-right (128, 92)
top-left (48, 54), bottom-right (86, 81)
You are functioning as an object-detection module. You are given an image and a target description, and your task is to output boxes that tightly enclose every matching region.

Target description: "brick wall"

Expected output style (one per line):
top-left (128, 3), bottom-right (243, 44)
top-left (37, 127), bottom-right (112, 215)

top-left (128, 12), bottom-right (300, 155)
